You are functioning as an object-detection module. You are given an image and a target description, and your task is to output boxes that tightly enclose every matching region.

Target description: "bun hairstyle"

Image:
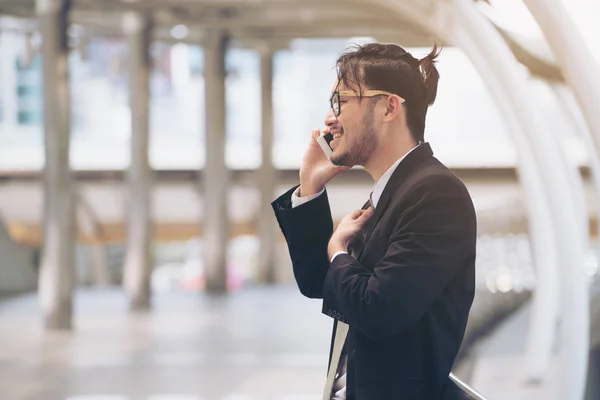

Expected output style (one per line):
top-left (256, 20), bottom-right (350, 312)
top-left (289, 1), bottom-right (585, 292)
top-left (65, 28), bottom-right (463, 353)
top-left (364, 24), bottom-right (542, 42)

top-left (418, 44), bottom-right (442, 107)
top-left (335, 43), bottom-right (442, 144)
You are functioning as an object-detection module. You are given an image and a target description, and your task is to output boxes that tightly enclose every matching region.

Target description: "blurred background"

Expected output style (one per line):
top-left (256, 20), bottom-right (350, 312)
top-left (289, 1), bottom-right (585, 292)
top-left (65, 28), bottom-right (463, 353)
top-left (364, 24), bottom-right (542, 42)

top-left (1, 0), bottom-right (600, 399)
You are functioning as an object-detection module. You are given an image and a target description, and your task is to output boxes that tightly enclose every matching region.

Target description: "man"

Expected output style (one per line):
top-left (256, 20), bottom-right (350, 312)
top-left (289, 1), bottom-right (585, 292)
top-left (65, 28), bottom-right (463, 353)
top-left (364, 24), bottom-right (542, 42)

top-left (271, 43), bottom-right (477, 399)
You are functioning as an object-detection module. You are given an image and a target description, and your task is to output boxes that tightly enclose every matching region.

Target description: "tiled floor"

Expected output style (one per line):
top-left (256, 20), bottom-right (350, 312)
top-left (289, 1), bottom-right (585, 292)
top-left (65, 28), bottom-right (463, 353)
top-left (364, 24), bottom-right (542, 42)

top-left (0, 286), bottom-right (333, 400)
top-left (2, 284), bottom-right (564, 400)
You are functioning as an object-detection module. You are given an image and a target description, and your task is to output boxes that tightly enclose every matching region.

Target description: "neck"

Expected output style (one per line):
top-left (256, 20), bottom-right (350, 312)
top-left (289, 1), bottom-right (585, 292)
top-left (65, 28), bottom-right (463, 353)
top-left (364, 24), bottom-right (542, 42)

top-left (364, 137), bottom-right (417, 182)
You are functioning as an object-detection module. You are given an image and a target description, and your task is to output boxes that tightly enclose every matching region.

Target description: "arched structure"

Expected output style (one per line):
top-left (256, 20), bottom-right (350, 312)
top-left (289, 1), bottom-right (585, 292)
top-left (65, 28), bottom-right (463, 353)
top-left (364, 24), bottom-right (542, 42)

top-left (524, 0), bottom-right (600, 174)
top-left (367, 0), bottom-right (588, 398)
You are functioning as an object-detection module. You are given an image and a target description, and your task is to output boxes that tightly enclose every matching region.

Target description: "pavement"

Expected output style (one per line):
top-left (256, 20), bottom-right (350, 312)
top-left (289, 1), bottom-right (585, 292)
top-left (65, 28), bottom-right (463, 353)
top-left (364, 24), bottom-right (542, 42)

top-left (0, 286), bottom-right (332, 400)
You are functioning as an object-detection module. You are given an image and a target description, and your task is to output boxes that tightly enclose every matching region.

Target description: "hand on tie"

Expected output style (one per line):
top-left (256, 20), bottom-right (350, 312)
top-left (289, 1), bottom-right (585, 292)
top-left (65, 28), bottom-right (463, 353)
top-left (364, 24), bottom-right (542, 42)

top-left (327, 207), bottom-right (374, 260)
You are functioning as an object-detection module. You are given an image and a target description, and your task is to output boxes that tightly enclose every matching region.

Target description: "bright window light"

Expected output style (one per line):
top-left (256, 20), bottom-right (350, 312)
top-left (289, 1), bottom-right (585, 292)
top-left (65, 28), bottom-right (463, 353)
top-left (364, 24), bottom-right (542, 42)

top-left (170, 24), bottom-right (189, 40)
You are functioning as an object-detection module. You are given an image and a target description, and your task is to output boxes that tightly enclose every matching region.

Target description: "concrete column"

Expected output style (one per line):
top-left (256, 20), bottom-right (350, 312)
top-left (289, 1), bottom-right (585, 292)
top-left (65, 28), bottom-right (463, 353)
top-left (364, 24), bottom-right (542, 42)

top-left (122, 11), bottom-right (154, 310)
top-left (256, 47), bottom-right (277, 284)
top-left (203, 30), bottom-right (229, 292)
top-left (37, 0), bottom-right (76, 330)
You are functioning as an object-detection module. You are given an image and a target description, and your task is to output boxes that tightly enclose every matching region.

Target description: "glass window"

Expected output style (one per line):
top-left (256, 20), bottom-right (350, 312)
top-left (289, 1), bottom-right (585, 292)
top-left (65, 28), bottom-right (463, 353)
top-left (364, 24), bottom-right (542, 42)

top-left (225, 48), bottom-right (260, 170)
top-left (149, 43), bottom-right (204, 170)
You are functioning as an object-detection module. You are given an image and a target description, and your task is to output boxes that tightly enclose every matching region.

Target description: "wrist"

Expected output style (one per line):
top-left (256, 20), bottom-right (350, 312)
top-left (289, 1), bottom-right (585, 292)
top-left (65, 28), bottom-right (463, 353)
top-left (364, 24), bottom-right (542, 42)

top-left (298, 183), bottom-right (324, 197)
top-left (328, 239), bottom-right (346, 260)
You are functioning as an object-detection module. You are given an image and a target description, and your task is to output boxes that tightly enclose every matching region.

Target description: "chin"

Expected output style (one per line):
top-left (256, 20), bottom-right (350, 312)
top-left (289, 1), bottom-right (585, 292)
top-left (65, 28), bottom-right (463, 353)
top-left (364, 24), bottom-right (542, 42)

top-left (331, 152), bottom-right (352, 167)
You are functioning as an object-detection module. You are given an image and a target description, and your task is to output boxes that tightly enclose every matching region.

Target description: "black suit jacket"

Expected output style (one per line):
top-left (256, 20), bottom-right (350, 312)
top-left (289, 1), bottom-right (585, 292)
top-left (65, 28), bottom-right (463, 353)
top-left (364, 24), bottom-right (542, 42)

top-left (271, 143), bottom-right (477, 400)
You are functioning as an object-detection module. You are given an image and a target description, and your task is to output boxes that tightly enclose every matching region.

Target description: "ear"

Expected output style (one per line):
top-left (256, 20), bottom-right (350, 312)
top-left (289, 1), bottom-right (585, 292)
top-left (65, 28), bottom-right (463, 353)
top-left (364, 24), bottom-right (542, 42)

top-left (382, 95), bottom-right (404, 122)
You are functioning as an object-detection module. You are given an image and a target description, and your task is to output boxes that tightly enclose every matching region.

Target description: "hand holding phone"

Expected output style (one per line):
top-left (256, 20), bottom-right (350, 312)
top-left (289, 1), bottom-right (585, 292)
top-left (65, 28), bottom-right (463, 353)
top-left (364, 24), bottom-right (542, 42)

top-left (316, 131), bottom-right (334, 160)
top-left (299, 128), bottom-right (348, 197)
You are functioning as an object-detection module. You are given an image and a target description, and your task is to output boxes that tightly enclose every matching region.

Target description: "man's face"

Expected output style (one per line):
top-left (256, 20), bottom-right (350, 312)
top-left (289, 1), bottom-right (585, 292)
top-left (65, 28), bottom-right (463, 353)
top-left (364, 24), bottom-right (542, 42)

top-left (325, 82), bottom-right (378, 167)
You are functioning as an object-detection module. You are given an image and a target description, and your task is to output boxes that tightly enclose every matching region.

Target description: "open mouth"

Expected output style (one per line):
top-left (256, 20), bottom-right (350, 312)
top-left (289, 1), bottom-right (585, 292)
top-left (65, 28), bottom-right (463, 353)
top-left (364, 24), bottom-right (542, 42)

top-left (330, 130), bottom-right (343, 149)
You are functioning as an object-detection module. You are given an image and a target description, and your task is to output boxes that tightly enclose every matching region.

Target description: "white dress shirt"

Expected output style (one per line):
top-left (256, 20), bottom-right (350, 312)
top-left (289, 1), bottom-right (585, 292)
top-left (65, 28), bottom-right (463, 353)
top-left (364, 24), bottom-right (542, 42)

top-left (290, 145), bottom-right (419, 400)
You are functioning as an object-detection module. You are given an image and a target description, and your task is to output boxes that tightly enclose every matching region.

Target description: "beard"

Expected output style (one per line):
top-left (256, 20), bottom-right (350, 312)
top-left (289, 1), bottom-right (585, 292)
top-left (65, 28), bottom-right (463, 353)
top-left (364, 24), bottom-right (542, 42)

top-left (331, 104), bottom-right (378, 167)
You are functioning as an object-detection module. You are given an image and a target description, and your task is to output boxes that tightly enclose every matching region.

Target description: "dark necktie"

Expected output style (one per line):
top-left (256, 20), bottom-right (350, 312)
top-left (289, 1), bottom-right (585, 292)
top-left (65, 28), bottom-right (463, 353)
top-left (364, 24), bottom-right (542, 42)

top-left (325, 194), bottom-right (374, 400)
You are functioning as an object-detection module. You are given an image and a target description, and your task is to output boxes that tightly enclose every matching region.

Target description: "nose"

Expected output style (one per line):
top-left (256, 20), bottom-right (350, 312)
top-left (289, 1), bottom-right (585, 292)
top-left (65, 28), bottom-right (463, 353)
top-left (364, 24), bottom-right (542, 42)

top-left (324, 108), bottom-right (338, 131)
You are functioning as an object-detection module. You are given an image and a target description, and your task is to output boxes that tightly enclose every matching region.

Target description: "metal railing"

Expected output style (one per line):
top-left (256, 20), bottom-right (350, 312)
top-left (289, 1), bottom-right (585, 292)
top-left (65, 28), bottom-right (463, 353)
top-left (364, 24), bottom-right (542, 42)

top-left (449, 373), bottom-right (489, 400)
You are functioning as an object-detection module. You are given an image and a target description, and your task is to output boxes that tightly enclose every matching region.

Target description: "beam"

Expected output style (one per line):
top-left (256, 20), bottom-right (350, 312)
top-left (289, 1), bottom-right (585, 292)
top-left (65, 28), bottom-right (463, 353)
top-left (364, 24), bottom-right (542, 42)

top-left (494, 25), bottom-right (563, 82)
top-left (1, 0), bottom-right (435, 46)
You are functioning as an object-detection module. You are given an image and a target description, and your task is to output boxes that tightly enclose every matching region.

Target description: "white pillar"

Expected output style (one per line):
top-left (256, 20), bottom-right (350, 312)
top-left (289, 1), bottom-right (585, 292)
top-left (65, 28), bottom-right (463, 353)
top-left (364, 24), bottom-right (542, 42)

top-left (446, 1), bottom-right (588, 398)
top-left (552, 83), bottom-right (600, 253)
top-left (537, 83), bottom-right (589, 249)
top-left (203, 30), bottom-right (229, 292)
top-left (256, 46), bottom-right (277, 284)
top-left (37, 0), bottom-right (76, 330)
top-left (122, 11), bottom-right (154, 310)
top-left (448, 19), bottom-right (561, 384)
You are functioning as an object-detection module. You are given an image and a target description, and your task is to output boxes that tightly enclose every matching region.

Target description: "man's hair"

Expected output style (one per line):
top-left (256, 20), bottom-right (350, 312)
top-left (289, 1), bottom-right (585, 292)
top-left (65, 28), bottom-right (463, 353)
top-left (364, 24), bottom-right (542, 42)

top-left (335, 43), bottom-right (441, 144)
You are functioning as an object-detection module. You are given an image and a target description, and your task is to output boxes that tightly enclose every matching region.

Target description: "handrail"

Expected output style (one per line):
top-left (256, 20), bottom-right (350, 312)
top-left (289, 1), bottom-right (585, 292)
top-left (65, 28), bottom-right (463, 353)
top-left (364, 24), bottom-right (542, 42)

top-left (449, 373), bottom-right (489, 400)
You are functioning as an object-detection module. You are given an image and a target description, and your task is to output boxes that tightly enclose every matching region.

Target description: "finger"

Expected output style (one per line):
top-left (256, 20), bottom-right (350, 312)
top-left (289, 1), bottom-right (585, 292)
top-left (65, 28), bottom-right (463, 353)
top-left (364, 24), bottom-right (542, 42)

top-left (311, 128), bottom-right (321, 142)
top-left (332, 165), bottom-right (352, 173)
top-left (357, 207), bottom-right (374, 222)
top-left (348, 209), bottom-right (364, 220)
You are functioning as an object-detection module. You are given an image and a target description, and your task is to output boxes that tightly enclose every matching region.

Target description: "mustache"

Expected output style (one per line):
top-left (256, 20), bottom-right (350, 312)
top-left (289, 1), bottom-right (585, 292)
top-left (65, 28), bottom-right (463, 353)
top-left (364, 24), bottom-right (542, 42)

top-left (325, 126), bottom-right (344, 134)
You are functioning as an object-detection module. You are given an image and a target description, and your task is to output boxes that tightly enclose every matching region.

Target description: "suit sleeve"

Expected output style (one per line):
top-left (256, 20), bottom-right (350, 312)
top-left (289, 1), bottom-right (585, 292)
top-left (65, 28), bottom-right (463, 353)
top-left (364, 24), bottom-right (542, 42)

top-left (271, 185), bottom-right (334, 299)
top-left (321, 175), bottom-right (477, 341)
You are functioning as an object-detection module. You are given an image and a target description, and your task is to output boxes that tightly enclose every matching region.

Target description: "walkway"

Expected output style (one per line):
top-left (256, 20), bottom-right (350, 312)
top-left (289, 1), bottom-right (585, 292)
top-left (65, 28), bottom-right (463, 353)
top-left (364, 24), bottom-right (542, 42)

top-left (468, 303), bottom-right (560, 399)
top-left (0, 287), bottom-right (331, 400)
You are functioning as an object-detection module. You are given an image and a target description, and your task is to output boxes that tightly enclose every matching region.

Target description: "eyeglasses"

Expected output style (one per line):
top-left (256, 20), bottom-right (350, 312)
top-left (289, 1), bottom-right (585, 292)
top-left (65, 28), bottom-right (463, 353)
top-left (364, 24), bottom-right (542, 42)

top-left (329, 90), bottom-right (405, 116)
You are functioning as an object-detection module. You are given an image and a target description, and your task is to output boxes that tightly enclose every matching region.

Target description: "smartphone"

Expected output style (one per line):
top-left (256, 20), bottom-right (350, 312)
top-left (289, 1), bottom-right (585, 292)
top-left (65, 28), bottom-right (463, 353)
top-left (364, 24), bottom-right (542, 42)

top-left (317, 131), bottom-right (334, 160)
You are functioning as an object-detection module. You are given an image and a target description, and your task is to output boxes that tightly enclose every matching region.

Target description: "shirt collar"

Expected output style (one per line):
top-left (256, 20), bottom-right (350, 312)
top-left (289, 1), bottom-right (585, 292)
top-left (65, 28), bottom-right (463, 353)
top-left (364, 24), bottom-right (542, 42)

top-left (371, 144), bottom-right (420, 208)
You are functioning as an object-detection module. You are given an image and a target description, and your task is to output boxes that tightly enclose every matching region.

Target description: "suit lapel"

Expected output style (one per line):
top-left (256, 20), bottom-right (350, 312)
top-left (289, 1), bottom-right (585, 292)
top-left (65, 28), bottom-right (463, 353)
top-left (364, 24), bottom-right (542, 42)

top-left (356, 143), bottom-right (434, 259)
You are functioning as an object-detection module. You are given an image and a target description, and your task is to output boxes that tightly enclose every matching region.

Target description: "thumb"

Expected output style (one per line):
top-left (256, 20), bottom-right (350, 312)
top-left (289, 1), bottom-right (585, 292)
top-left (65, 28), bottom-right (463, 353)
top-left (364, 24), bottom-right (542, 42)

top-left (311, 128), bottom-right (321, 142)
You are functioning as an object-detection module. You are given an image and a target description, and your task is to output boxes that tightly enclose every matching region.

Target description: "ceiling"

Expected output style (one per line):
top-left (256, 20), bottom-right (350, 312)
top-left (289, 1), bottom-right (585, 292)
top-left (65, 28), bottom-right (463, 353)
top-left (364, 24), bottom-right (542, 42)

top-left (0, 0), bottom-right (564, 78)
top-left (0, 0), bottom-right (436, 49)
